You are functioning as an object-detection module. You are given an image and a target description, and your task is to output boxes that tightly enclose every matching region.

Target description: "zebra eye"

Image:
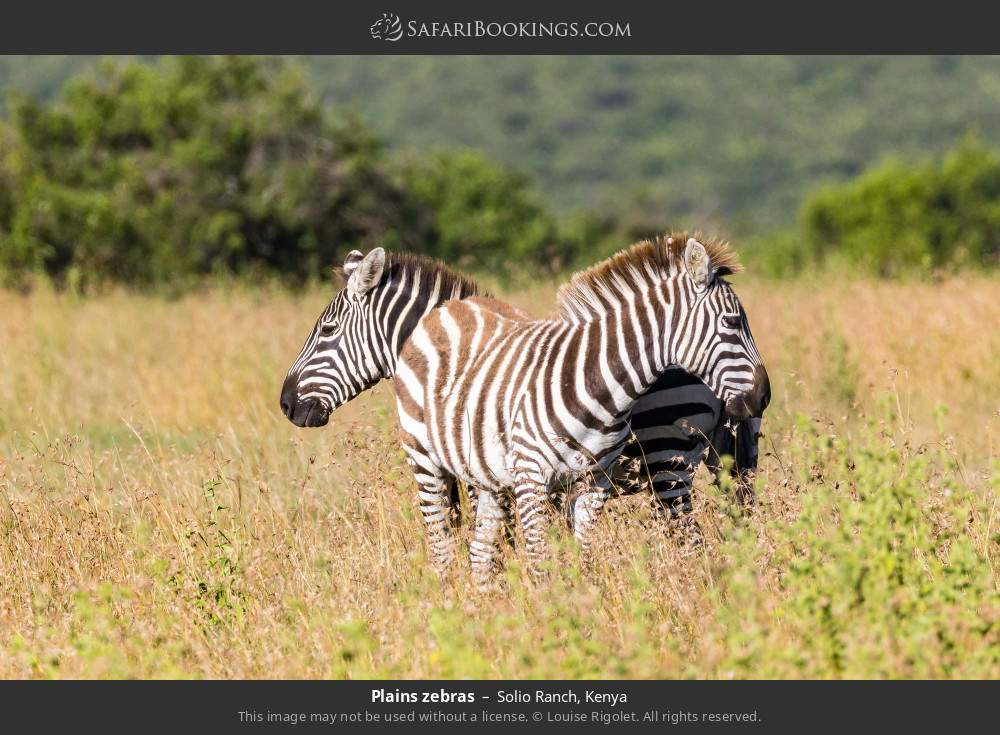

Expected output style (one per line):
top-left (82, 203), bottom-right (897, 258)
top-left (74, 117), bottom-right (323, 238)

top-left (722, 314), bottom-right (741, 329)
top-left (320, 321), bottom-right (336, 336)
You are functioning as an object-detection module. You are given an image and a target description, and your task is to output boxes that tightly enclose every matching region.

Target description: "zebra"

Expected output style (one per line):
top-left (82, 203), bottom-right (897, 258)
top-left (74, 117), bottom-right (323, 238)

top-left (469, 367), bottom-right (764, 565)
top-left (391, 234), bottom-right (768, 579)
top-left (279, 242), bottom-right (767, 575)
top-left (484, 367), bottom-right (763, 536)
top-left (280, 249), bottom-right (481, 427)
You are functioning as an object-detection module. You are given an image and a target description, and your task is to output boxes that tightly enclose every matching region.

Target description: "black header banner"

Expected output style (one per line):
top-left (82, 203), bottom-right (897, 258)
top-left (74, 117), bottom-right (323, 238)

top-left (0, 0), bottom-right (997, 53)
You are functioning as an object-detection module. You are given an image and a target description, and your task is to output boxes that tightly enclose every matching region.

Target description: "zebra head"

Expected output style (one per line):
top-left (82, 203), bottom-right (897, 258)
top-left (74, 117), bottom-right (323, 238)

top-left (280, 247), bottom-right (480, 428)
top-left (280, 248), bottom-right (390, 427)
top-left (670, 238), bottom-right (769, 420)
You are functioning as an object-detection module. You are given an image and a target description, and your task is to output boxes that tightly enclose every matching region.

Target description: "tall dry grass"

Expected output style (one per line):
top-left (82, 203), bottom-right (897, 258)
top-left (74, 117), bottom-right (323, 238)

top-left (0, 274), bottom-right (997, 678)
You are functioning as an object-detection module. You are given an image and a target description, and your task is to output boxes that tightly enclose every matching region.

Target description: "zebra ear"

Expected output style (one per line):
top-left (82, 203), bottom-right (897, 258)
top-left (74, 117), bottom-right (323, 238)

top-left (341, 250), bottom-right (365, 278)
top-left (684, 238), bottom-right (713, 291)
top-left (347, 247), bottom-right (386, 296)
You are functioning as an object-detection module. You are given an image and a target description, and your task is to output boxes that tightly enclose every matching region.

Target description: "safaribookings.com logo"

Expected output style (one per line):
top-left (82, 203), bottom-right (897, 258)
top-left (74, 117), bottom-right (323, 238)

top-left (369, 13), bottom-right (631, 42)
top-left (370, 13), bottom-right (404, 41)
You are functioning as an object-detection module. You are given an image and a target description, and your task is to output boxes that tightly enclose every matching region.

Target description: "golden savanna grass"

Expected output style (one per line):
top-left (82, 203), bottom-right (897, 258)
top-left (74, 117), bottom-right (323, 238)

top-left (0, 274), bottom-right (998, 678)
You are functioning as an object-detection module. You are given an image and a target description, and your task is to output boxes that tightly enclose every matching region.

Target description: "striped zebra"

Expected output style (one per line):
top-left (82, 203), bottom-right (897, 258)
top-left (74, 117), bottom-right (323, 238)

top-left (280, 249), bottom-right (481, 427)
top-left (457, 353), bottom-right (765, 567)
top-left (483, 367), bottom-right (762, 534)
top-left (279, 241), bottom-right (766, 575)
top-left (391, 234), bottom-right (767, 578)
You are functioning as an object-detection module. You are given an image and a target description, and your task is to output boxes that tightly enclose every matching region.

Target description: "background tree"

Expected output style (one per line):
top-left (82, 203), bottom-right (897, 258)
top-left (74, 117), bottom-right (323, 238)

top-left (801, 137), bottom-right (1000, 275)
top-left (0, 57), bottom-right (435, 287)
top-left (397, 149), bottom-right (566, 271)
top-left (1, 56), bottom-right (999, 286)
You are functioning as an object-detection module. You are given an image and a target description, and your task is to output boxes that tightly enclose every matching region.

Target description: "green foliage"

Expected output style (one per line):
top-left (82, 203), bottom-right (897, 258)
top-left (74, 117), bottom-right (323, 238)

top-left (820, 329), bottom-right (860, 407)
top-left (741, 231), bottom-right (811, 279)
top-left (9, 56), bottom-right (1000, 234)
top-left (308, 56), bottom-right (1000, 230)
top-left (170, 476), bottom-right (247, 630)
top-left (0, 57), bottom-right (591, 288)
top-left (4, 56), bottom-right (1000, 285)
top-left (0, 125), bottom-right (15, 245)
top-left (397, 149), bottom-right (567, 271)
top-left (0, 56), bottom-right (434, 287)
top-left (558, 192), bottom-right (673, 268)
top-left (801, 137), bottom-right (1000, 275)
top-left (705, 409), bottom-right (1000, 678)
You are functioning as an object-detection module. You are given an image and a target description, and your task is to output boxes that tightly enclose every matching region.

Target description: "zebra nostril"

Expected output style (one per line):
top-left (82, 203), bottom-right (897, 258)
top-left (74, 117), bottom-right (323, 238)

top-left (280, 375), bottom-right (300, 419)
top-left (280, 387), bottom-right (298, 418)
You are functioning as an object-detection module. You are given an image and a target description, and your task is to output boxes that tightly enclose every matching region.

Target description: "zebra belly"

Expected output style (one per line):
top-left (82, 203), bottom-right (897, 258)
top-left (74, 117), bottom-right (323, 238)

top-left (421, 395), bottom-right (515, 488)
top-left (438, 442), bottom-right (513, 489)
top-left (438, 417), bottom-right (626, 492)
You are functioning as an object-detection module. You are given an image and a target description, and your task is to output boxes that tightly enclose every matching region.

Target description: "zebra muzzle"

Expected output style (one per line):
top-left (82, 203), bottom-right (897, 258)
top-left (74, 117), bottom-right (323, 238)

top-left (280, 376), bottom-right (331, 428)
top-left (288, 398), bottom-right (330, 428)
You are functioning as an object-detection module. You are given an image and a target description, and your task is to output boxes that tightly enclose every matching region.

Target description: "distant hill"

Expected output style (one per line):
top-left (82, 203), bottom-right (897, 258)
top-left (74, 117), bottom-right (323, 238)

top-left (4, 55), bottom-right (1000, 231)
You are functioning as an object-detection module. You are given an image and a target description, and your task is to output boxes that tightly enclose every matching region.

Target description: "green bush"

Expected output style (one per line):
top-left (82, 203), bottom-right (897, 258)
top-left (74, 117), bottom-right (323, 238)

top-left (0, 57), bottom-right (595, 289)
top-left (705, 407), bottom-right (1000, 678)
top-left (558, 193), bottom-right (673, 269)
top-left (801, 137), bottom-right (1000, 275)
top-left (741, 230), bottom-right (811, 279)
top-left (397, 149), bottom-right (568, 272)
top-left (7, 56), bottom-right (999, 287)
top-left (0, 57), bottom-right (436, 288)
top-left (0, 125), bottom-right (15, 245)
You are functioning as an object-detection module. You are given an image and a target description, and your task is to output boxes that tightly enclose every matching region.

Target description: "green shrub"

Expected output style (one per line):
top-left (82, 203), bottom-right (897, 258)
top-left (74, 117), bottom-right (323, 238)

top-left (801, 136), bottom-right (1000, 275)
top-left (742, 230), bottom-right (815, 279)
top-left (705, 408), bottom-right (1000, 678)
top-left (0, 57), bottom-right (435, 288)
top-left (0, 57), bottom-right (608, 289)
top-left (558, 195), bottom-right (673, 269)
top-left (398, 149), bottom-right (569, 272)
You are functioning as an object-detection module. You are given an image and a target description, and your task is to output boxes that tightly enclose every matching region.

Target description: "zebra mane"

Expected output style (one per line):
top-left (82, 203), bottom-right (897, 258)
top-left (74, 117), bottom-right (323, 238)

top-left (384, 251), bottom-right (485, 299)
top-left (555, 232), bottom-right (741, 323)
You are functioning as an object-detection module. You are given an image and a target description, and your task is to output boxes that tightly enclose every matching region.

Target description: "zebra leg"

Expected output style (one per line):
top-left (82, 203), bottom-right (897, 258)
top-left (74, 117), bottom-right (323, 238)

top-left (415, 472), bottom-right (458, 571)
top-left (512, 475), bottom-right (551, 575)
top-left (652, 459), bottom-right (696, 519)
top-left (652, 461), bottom-right (706, 548)
top-left (572, 484), bottom-right (610, 564)
top-left (469, 487), bottom-right (510, 585)
top-left (400, 434), bottom-right (459, 570)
